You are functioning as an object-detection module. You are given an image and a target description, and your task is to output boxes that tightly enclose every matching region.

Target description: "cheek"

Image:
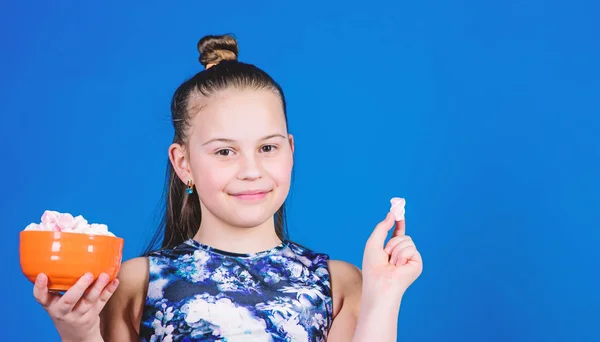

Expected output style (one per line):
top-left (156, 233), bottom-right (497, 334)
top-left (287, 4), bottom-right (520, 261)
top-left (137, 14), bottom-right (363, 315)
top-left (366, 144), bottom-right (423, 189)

top-left (265, 155), bottom-right (293, 186)
top-left (190, 158), bottom-right (232, 192)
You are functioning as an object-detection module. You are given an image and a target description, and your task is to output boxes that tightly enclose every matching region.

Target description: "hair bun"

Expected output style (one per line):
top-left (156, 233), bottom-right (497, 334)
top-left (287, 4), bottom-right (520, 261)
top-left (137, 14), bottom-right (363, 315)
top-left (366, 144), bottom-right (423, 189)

top-left (197, 34), bottom-right (239, 68)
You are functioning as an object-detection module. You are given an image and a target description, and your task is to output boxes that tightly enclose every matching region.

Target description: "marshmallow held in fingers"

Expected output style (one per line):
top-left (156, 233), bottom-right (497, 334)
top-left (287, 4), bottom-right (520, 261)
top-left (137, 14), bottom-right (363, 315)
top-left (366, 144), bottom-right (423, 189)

top-left (390, 197), bottom-right (406, 221)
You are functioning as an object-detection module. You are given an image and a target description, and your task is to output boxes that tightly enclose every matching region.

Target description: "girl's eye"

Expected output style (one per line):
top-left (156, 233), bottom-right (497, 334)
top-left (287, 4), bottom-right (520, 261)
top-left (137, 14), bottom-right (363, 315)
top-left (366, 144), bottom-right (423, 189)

top-left (260, 145), bottom-right (277, 153)
top-left (216, 149), bottom-right (233, 156)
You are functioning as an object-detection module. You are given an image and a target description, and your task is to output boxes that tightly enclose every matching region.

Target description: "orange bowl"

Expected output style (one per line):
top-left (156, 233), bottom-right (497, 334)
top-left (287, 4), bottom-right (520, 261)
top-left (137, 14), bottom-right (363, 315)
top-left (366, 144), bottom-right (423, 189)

top-left (19, 230), bottom-right (124, 291)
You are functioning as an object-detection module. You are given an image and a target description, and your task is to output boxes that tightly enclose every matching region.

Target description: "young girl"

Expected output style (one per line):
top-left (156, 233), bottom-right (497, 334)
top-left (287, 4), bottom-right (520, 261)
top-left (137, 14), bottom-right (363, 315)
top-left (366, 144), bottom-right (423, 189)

top-left (32, 34), bottom-right (422, 342)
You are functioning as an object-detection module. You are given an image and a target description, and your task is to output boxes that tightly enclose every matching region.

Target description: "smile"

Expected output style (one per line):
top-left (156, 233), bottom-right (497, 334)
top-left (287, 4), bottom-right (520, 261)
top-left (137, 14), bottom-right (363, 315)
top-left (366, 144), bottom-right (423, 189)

top-left (229, 190), bottom-right (271, 201)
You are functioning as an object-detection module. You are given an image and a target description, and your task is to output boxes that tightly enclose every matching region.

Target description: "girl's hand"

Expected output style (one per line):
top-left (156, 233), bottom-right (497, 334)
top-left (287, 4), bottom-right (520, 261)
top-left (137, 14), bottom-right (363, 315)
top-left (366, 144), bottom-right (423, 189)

top-left (33, 272), bottom-right (119, 342)
top-left (361, 201), bottom-right (423, 304)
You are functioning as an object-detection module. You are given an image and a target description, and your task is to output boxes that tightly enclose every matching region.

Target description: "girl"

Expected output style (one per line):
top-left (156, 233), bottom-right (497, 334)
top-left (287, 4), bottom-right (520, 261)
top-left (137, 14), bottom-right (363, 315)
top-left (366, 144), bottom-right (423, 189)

top-left (32, 34), bottom-right (422, 342)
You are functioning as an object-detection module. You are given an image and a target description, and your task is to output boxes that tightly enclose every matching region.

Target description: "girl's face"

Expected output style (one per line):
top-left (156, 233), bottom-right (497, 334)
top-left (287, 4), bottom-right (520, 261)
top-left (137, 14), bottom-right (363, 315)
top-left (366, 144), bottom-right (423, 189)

top-left (170, 88), bottom-right (294, 229)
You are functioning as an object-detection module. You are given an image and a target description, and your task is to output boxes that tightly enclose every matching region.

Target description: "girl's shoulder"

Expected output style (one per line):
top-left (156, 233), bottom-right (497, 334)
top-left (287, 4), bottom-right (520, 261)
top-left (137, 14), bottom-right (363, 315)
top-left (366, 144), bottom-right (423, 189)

top-left (100, 257), bottom-right (150, 339)
top-left (287, 241), bottom-right (362, 319)
top-left (327, 259), bottom-right (363, 319)
top-left (285, 240), bottom-right (332, 265)
top-left (115, 256), bottom-right (150, 290)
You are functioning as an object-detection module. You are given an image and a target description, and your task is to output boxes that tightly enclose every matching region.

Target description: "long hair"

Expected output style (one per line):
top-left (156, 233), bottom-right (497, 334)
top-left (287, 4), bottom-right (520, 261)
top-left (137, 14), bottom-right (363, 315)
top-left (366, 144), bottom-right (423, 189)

top-left (142, 34), bottom-right (289, 255)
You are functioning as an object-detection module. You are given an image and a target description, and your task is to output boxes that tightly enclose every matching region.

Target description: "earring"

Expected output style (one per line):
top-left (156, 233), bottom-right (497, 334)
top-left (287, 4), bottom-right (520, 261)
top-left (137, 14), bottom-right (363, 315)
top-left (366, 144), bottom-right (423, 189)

top-left (186, 179), bottom-right (194, 194)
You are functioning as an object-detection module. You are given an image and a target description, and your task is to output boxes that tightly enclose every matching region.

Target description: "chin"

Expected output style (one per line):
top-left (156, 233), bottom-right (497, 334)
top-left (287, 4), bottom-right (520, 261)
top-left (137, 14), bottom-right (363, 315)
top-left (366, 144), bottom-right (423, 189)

top-left (229, 215), bottom-right (274, 229)
top-left (228, 204), bottom-right (281, 229)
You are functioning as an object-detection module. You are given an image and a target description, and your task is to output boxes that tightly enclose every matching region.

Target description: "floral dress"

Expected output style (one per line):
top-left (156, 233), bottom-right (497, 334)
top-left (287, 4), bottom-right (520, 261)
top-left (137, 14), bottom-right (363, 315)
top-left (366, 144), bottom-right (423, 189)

top-left (139, 239), bottom-right (334, 342)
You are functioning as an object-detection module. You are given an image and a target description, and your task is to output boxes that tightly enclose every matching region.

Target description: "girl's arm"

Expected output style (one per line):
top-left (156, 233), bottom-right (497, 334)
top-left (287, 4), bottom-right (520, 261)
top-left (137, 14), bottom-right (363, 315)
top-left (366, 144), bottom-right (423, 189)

top-left (326, 260), bottom-right (362, 341)
top-left (327, 261), bottom-right (401, 342)
top-left (99, 257), bottom-right (149, 342)
top-left (327, 212), bottom-right (422, 342)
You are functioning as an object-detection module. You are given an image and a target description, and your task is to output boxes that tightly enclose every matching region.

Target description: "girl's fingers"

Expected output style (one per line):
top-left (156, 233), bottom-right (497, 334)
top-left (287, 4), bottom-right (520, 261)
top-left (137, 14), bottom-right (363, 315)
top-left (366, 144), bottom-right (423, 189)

top-left (33, 273), bottom-right (57, 308)
top-left (367, 212), bottom-right (396, 249)
top-left (56, 273), bottom-right (96, 315)
top-left (395, 246), bottom-right (417, 265)
top-left (94, 278), bottom-right (120, 312)
top-left (384, 236), bottom-right (412, 254)
top-left (392, 219), bottom-right (406, 237)
top-left (72, 273), bottom-right (110, 314)
top-left (389, 240), bottom-right (417, 265)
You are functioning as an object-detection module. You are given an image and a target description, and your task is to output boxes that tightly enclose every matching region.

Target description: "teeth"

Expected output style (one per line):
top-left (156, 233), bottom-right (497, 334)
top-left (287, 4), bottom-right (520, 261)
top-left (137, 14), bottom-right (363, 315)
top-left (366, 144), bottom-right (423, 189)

top-left (390, 197), bottom-right (406, 221)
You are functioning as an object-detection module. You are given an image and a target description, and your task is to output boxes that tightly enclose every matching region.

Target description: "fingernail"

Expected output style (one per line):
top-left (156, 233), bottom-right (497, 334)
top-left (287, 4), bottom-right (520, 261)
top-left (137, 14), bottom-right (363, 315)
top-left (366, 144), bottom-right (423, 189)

top-left (84, 272), bottom-right (94, 281)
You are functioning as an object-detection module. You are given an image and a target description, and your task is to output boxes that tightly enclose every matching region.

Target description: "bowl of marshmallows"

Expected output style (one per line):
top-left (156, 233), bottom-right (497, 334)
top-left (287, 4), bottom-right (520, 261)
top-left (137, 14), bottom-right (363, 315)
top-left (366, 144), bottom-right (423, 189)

top-left (19, 210), bottom-right (124, 291)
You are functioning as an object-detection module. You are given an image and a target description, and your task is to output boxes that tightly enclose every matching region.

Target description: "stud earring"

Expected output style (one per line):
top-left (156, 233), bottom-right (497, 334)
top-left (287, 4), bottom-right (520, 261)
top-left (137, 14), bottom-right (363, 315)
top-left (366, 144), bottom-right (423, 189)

top-left (186, 179), bottom-right (194, 194)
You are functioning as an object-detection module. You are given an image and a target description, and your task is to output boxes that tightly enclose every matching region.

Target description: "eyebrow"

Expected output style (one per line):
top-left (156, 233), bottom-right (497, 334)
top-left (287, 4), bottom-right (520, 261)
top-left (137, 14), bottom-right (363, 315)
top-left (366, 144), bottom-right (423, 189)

top-left (202, 134), bottom-right (287, 146)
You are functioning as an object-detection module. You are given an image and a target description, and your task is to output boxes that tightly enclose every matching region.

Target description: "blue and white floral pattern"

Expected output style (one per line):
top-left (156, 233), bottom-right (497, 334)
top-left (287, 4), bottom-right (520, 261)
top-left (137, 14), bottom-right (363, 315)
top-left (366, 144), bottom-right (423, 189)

top-left (140, 239), bottom-right (333, 342)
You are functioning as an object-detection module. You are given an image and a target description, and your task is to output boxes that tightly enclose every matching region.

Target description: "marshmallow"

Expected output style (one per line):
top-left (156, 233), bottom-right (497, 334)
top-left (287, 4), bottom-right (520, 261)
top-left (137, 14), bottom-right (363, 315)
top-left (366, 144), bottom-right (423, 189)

top-left (24, 210), bottom-right (116, 237)
top-left (390, 197), bottom-right (406, 221)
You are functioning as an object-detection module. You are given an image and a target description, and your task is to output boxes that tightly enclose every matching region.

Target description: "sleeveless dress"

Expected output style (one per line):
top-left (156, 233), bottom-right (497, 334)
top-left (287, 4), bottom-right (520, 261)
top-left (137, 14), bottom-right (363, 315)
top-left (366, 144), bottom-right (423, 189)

top-left (139, 239), bottom-right (334, 342)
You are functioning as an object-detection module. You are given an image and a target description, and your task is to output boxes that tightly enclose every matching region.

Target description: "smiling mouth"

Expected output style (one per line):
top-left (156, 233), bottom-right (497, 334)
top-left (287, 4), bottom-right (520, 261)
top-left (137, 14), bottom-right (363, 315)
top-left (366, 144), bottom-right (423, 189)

top-left (229, 190), bottom-right (272, 201)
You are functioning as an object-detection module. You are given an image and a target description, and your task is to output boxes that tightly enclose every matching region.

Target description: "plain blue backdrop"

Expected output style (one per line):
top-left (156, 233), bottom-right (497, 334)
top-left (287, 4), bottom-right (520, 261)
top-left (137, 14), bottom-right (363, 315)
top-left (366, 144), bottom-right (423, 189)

top-left (1, 0), bottom-right (598, 341)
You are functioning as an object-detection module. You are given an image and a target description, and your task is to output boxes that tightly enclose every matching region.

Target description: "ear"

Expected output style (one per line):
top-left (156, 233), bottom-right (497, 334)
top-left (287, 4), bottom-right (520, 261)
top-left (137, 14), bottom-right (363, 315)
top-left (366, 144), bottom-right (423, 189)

top-left (288, 133), bottom-right (295, 165)
top-left (288, 134), bottom-right (295, 153)
top-left (168, 143), bottom-right (192, 184)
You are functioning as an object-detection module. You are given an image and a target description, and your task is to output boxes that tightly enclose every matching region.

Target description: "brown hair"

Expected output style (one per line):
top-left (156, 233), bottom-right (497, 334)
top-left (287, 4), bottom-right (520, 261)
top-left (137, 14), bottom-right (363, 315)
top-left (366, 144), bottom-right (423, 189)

top-left (143, 34), bottom-right (289, 255)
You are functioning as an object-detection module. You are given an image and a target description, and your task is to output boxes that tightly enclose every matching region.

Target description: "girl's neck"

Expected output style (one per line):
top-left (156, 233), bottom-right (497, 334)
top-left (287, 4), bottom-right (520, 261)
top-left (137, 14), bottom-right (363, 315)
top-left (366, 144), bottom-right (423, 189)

top-left (193, 215), bottom-right (282, 254)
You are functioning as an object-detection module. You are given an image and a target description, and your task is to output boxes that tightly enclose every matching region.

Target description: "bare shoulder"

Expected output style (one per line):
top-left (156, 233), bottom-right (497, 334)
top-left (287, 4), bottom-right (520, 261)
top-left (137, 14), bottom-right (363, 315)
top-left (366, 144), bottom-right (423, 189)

top-left (100, 256), bottom-right (150, 340)
top-left (328, 260), bottom-right (362, 283)
top-left (115, 256), bottom-right (150, 292)
top-left (327, 260), bottom-right (363, 317)
top-left (326, 260), bottom-right (363, 340)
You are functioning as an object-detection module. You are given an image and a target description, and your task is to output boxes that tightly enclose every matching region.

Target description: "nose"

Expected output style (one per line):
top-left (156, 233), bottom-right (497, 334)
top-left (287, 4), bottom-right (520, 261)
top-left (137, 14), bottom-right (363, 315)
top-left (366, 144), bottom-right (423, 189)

top-left (237, 153), bottom-right (262, 180)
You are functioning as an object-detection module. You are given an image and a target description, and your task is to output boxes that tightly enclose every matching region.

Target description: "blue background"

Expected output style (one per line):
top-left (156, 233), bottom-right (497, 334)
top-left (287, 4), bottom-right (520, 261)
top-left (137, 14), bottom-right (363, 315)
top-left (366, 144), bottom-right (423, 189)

top-left (1, 0), bottom-right (598, 341)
